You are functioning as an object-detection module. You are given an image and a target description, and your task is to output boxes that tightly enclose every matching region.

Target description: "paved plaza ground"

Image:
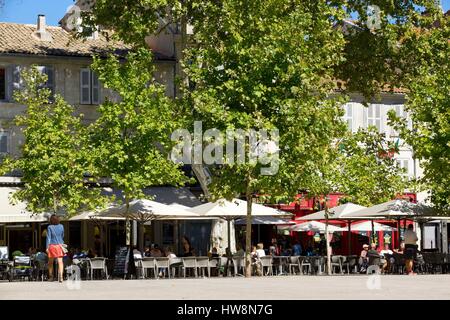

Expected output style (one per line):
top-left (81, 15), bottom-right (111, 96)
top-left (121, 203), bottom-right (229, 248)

top-left (1, 275), bottom-right (450, 300)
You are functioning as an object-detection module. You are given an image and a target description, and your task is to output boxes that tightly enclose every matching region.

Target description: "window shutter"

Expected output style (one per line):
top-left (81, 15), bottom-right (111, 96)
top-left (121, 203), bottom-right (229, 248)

top-left (0, 134), bottom-right (8, 153)
top-left (8, 65), bottom-right (22, 101)
top-left (363, 105), bottom-right (368, 129)
top-left (80, 68), bottom-right (91, 104)
top-left (91, 71), bottom-right (100, 104)
top-left (44, 66), bottom-right (54, 93)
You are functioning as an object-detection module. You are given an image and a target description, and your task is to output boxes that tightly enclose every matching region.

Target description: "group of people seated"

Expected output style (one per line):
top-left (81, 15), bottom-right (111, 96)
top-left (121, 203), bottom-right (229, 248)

top-left (359, 242), bottom-right (407, 274)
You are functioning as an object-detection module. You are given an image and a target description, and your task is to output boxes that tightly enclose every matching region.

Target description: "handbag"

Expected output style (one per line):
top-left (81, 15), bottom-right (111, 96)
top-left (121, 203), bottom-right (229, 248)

top-left (61, 244), bottom-right (68, 254)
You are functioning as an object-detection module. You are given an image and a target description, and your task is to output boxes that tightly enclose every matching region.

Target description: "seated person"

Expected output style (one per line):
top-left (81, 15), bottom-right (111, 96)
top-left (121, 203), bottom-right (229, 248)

top-left (394, 242), bottom-right (405, 254)
top-left (379, 244), bottom-right (394, 273)
top-left (235, 245), bottom-right (245, 257)
top-left (210, 247), bottom-right (220, 258)
top-left (367, 243), bottom-right (380, 258)
top-left (150, 244), bottom-right (162, 257)
top-left (133, 247), bottom-right (143, 260)
top-left (165, 247), bottom-right (177, 259)
top-left (87, 248), bottom-right (97, 259)
top-left (256, 243), bottom-right (266, 258)
top-left (359, 244), bottom-right (369, 273)
top-left (292, 241), bottom-right (302, 256)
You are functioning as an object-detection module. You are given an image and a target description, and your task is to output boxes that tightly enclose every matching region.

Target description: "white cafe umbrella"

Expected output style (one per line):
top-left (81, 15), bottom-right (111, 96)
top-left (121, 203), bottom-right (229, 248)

top-left (345, 199), bottom-right (417, 247)
top-left (97, 199), bottom-right (200, 254)
top-left (188, 198), bottom-right (292, 253)
top-left (297, 202), bottom-right (370, 254)
top-left (98, 199), bottom-right (197, 221)
top-left (234, 216), bottom-right (295, 225)
top-left (290, 221), bottom-right (345, 233)
top-left (298, 203), bottom-right (368, 220)
top-left (350, 221), bottom-right (397, 232)
top-left (344, 199), bottom-right (416, 219)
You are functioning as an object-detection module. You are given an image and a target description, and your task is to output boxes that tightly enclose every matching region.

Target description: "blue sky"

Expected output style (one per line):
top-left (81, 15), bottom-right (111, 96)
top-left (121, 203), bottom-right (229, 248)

top-left (0, 0), bottom-right (75, 26)
top-left (0, 0), bottom-right (450, 26)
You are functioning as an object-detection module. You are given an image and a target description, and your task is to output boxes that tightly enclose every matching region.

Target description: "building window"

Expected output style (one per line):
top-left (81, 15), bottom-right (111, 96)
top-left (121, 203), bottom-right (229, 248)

top-left (367, 104), bottom-right (381, 131)
top-left (0, 132), bottom-right (9, 155)
top-left (36, 66), bottom-right (55, 97)
top-left (80, 68), bottom-right (100, 105)
top-left (396, 159), bottom-right (409, 176)
top-left (0, 68), bottom-right (5, 101)
top-left (343, 103), bottom-right (353, 131)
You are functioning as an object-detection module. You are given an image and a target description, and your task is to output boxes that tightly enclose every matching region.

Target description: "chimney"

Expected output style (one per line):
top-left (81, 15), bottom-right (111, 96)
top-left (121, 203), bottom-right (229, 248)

top-left (33, 14), bottom-right (53, 42)
top-left (37, 14), bottom-right (46, 32)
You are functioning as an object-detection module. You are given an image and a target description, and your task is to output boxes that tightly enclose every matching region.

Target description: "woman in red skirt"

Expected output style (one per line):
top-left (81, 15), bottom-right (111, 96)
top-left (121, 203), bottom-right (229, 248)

top-left (46, 214), bottom-right (66, 282)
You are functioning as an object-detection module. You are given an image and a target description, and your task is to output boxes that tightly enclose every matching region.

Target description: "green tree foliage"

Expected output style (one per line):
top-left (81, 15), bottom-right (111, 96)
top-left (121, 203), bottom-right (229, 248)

top-left (80, 0), bottom-right (444, 275)
top-left (336, 127), bottom-right (409, 207)
top-left (1, 67), bottom-right (105, 215)
top-left (388, 12), bottom-right (450, 211)
top-left (89, 49), bottom-right (189, 209)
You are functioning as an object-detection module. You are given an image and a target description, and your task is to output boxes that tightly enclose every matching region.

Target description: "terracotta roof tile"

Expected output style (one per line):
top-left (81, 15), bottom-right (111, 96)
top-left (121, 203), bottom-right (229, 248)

top-left (0, 22), bottom-right (130, 58)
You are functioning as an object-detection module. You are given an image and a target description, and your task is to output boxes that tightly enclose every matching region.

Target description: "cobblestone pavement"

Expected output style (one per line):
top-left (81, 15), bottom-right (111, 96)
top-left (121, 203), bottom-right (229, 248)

top-left (1, 275), bottom-right (449, 300)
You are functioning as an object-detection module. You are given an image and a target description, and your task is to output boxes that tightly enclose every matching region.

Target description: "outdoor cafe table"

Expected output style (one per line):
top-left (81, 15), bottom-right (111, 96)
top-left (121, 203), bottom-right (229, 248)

top-left (271, 256), bottom-right (289, 275)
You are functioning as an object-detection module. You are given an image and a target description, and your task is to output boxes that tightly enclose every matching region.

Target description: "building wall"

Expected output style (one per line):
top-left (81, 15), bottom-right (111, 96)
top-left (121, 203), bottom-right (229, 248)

top-left (343, 93), bottom-right (424, 192)
top-left (0, 54), bottom-right (175, 166)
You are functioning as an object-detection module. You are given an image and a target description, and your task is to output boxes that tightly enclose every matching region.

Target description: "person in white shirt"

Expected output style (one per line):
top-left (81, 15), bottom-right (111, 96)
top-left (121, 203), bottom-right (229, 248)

top-left (256, 243), bottom-right (266, 258)
top-left (404, 224), bottom-right (418, 275)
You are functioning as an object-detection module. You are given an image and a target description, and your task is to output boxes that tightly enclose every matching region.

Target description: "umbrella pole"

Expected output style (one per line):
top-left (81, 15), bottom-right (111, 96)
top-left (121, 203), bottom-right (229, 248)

top-left (371, 220), bottom-right (375, 244)
top-left (227, 219), bottom-right (231, 255)
top-left (397, 218), bottom-right (401, 249)
top-left (348, 220), bottom-right (352, 255)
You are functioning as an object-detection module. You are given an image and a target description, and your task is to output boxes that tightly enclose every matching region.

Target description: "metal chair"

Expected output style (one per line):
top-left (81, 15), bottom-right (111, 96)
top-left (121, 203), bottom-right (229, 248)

top-left (87, 257), bottom-right (108, 280)
top-left (196, 257), bottom-right (211, 277)
top-left (182, 257), bottom-right (197, 278)
top-left (141, 257), bottom-right (156, 279)
top-left (259, 256), bottom-right (273, 276)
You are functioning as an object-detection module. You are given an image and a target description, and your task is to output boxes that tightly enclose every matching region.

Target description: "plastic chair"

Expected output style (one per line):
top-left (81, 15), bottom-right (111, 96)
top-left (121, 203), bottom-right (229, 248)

top-left (88, 257), bottom-right (108, 280)
top-left (342, 255), bottom-right (358, 274)
top-left (182, 257), bottom-right (197, 278)
top-left (208, 258), bottom-right (220, 276)
top-left (298, 256), bottom-right (312, 275)
top-left (196, 257), bottom-right (211, 277)
top-left (141, 257), bottom-right (156, 279)
top-left (155, 257), bottom-right (171, 278)
top-left (259, 256), bottom-right (273, 276)
top-left (288, 256), bottom-right (300, 275)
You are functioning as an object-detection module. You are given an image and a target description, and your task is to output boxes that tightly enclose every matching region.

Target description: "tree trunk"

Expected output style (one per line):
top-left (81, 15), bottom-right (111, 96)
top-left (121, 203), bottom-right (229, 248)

top-left (124, 200), bottom-right (136, 279)
top-left (245, 186), bottom-right (253, 277)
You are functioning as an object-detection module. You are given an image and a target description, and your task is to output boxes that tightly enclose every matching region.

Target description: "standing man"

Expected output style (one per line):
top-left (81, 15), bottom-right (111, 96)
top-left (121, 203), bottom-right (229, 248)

top-left (404, 224), bottom-right (418, 275)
